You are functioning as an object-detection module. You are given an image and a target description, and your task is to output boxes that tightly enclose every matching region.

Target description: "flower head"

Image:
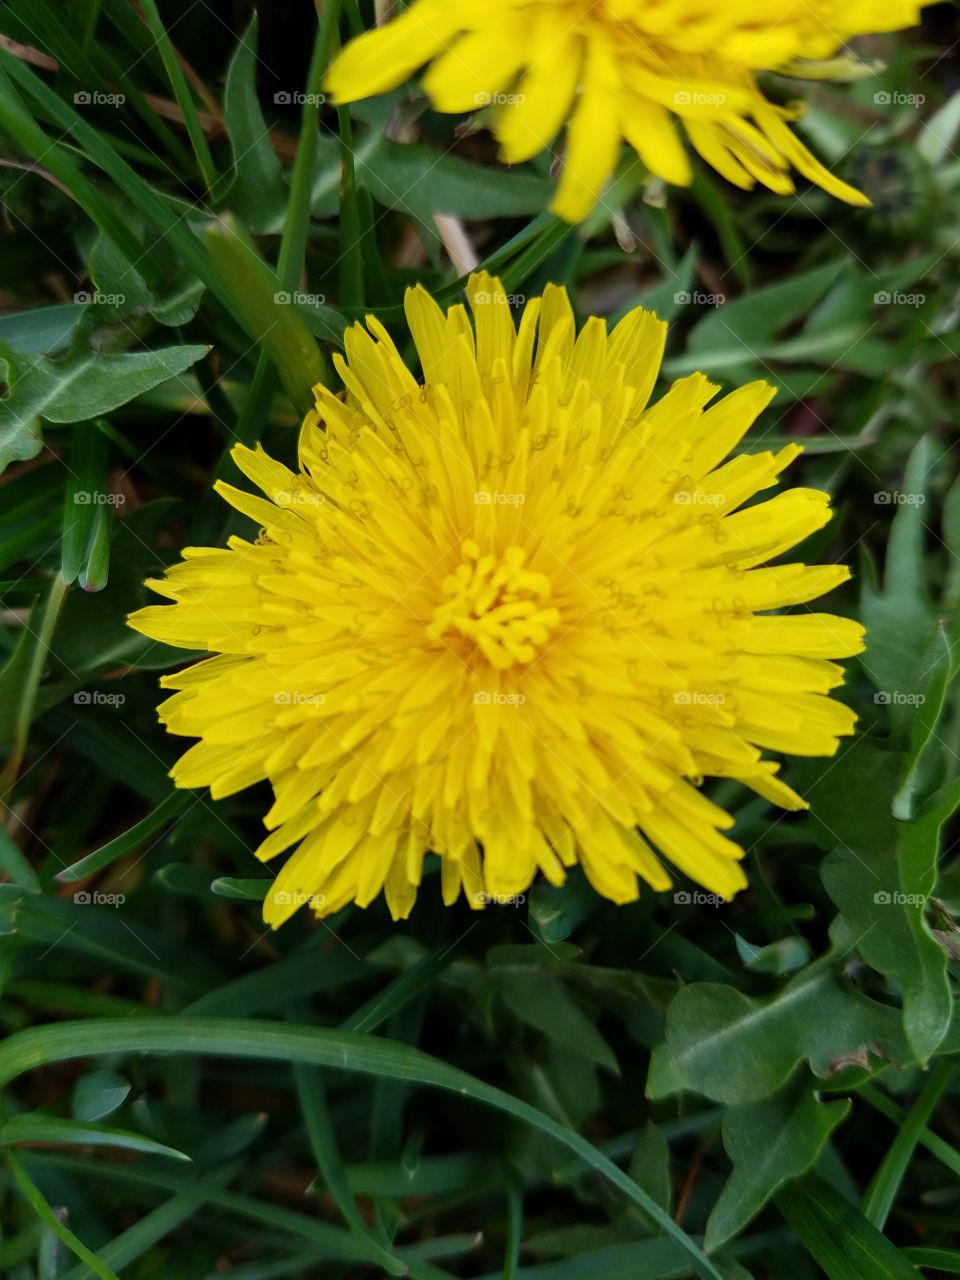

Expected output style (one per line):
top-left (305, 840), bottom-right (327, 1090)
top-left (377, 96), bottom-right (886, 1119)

top-left (129, 276), bottom-right (864, 925)
top-left (326, 0), bottom-right (929, 220)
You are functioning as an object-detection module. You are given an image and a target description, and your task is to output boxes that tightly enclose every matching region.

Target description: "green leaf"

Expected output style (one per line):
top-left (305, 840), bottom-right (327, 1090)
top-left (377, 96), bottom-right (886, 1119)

top-left (136, 0), bottom-right (218, 195)
top-left (88, 230), bottom-right (205, 329)
top-left (209, 875), bottom-right (270, 901)
top-left (861, 438), bottom-right (951, 777)
top-left (0, 304), bottom-right (78, 355)
top-left (0, 577), bottom-right (67, 797)
top-left (356, 140), bottom-right (553, 224)
top-left (628, 1122), bottom-right (672, 1220)
top-left (203, 217), bottom-right (329, 417)
top-left (487, 1240), bottom-right (695, 1278)
top-left (223, 16), bottom-right (285, 233)
top-left (294, 1061), bottom-right (405, 1275)
top-left (61, 422), bottom-right (110, 587)
top-left (6, 1151), bottom-right (120, 1280)
top-left (528, 870), bottom-right (598, 943)
top-left (502, 973), bottom-right (618, 1072)
top-left (71, 1071), bottom-right (131, 1123)
top-left (811, 740), bottom-right (958, 1063)
top-left (1, 1112), bottom-right (189, 1161)
top-left (893, 621), bottom-right (953, 820)
top-left (0, 825), bottom-right (40, 894)
top-left (775, 1173), bottom-right (921, 1279)
top-left (706, 1084), bottom-right (850, 1251)
top-left (734, 933), bottom-right (811, 975)
top-left (667, 262), bottom-right (844, 375)
top-left (0, 1017), bottom-right (726, 1280)
top-left (0, 607), bottom-right (39, 750)
top-left (647, 961), bottom-right (913, 1106)
top-left (0, 338), bottom-right (209, 471)
top-left (861, 1060), bottom-right (954, 1230)
top-left (902, 1248), bottom-right (960, 1273)
top-left (55, 791), bottom-right (190, 884)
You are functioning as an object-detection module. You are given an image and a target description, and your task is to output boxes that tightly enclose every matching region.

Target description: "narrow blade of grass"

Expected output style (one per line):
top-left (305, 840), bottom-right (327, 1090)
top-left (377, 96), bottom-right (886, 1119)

top-left (0, 1016), bottom-right (726, 1280)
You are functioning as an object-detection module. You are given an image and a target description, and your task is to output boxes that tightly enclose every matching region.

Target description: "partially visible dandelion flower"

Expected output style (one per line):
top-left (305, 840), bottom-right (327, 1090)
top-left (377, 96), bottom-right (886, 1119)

top-left (326, 0), bottom-right (929, 221)
top-left (128, 275), bottom-right (864, 926)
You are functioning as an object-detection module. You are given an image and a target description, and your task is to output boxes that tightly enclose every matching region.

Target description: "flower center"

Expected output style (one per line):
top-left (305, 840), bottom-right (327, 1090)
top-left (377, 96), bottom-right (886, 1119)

top-left (429, 540), bottom-right (560, 670)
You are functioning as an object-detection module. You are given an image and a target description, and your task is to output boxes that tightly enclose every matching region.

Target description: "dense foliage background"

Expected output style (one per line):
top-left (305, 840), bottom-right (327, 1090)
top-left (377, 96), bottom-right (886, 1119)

top-left (1, 2), bottom-right (960, 1277)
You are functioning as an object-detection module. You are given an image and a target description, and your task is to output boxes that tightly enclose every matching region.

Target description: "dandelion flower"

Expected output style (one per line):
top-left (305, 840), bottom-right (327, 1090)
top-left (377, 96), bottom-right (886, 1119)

top-left (326, 0), bottom-right (929, 221)
top-left (128, 275), bottom-right (864, 925)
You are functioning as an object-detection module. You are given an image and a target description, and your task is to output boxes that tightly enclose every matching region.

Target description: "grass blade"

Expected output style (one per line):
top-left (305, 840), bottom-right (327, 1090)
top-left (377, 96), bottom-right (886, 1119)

top-left (6, 1149), bottom-right (120, 1280)
top-left (55, 790), bottom-right (191, 883)
top-left (0, 1016), bottom-right (725, 1280)
top-left (776, 1173), bottom-right (920, 1279)
top-left (861, 1060), bottom-right (954, 1230)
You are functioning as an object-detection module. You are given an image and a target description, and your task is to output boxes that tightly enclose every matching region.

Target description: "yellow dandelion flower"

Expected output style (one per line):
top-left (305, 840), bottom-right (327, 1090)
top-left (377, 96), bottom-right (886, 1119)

top-left (128, 275), bottom-right (864, 926)
top-left (326, 0), bottom-right (929, 221)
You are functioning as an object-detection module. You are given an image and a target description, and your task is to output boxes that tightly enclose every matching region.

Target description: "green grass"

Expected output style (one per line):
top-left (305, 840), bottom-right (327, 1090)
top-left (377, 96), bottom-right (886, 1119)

top-left (1, 2), bottom-right (960, 1277)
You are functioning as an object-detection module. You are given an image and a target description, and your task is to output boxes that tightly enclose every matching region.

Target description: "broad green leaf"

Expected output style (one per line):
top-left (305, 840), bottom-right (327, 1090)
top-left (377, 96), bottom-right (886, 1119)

top-left (0, 338), bottom-right (209, 472)
top-left (861, 438), bottom-right (952, 773)
top-left (355, 141), bottom-right (553, 224)
top-left (502, 973), bottom-right (619, 1072)
top-left (88, 230), bottom-right (205, 329)
top-left (223, 16), bottom-right (286, 233)
top-left (671, 262), bottom-right (844, 371)
top-left (0, 304), bottom-right (78, 356)
top-left (71, 1071), bottom-right (131, 1123)
top-left (734, 933), bottom-right (811, 975)
top-left (893, 621), bottom-right (953, 820)
top-left (810, 740), bottom-right (957, 1063)
top-left (646, 961), bottom-right (914, 1106)
top-left (528, 870), bottom-right (598, 943)
top-left (775, 1173), bottom-right (921, 1279)
top-left (706, 1084), bottom-right (850, 1251)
